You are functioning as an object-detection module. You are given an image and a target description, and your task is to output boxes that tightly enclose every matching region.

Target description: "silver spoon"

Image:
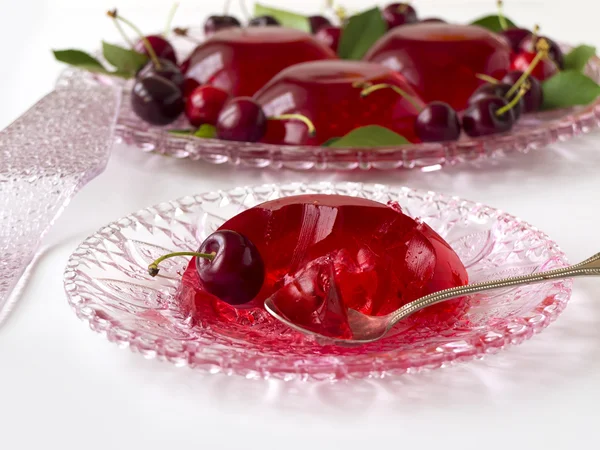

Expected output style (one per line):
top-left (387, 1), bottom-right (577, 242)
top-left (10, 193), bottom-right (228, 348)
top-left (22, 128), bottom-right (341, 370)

top-left (265, 252), bottom-right (600, 346)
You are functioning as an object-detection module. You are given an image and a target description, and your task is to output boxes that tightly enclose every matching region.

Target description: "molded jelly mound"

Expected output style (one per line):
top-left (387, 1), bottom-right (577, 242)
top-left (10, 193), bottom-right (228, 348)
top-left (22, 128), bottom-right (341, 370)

top-left (179, 195), bottom-right (469, 339)
top-left (364, 23), bottom-right (512, 111)
top-left (182, 28), bottom-right (337, 97)
top-left (253, 60), bottom-right (426, 145)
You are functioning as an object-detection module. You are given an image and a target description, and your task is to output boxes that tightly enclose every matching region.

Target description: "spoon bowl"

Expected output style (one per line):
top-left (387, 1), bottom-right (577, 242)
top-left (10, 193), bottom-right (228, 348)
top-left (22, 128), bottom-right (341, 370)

top-left (265, 252), bottom-right (600, 345)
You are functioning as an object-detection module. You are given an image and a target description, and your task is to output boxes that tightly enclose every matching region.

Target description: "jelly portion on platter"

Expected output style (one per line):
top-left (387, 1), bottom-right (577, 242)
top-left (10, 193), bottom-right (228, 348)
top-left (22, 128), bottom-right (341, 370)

top-left (364, 23), bottom-right (512, 110)
top-left (254, 60), bottom-right (426, 145)
top-left (179, 195), bottom-right (469, 338)
top-left (183, 27), bottom-right (337, 97)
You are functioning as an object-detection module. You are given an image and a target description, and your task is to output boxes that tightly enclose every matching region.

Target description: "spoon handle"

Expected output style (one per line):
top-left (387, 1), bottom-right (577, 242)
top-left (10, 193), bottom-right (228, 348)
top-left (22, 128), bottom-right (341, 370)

top-left (389, 252), bottom-right (600, 327)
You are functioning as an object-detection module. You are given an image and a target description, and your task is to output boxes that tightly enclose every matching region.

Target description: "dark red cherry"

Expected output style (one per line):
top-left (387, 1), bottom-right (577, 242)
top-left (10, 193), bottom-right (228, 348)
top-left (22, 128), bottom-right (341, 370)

top-left (315, 26), bottom-right (341, 53)
top-left (415, 101), bottom-right (461, 142)
top-left (502, 71), bottom-right (543, 113)
top-left (249, 15), bottom-right (280, 26)
top-left (462, 96), bottom-right (515, 137)
top-left (519, 35), bottom-right (564, 69)
top-left (131, 75), bottom-right (184, 126)
top-left (469, 83), bottom-right (523, 120)
top-left (185, 85), bottom-right (230, 127)
top-left (308, 15), bottom-right (332, 33)
top-left (204, 15), bottom-right (241, 36)
top-left (196, 230), bottom-right (265, 306)
top-left (510, 51), bottom-right (558, 81)
top-left (181, 78), bottom-right (201, 102)
top-left (134, 35), bottom-right (177, 65)
top-left (382, 3), bottom-right (418, 29)
top-left (421, 18), bottom-right (446, 23)
top-left (499, 28), bottom-right (532, 52)
top-left (138, 59), bottom-right (184, 88)
top-left (216, 97), bottom-right (267, 142)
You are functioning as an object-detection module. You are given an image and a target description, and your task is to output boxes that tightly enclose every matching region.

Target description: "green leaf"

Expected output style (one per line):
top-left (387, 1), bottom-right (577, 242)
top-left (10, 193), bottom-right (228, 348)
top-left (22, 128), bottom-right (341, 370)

top-left (324, 125), bottom-right (410, 148)
top-left (194, 124), bottom-right (217, 138)
top-left (253, 3), bottom-right (310, 32)
top-left (102, 41), bottom-right (148, 75)
top-left (563, 45), bottom-right (597, 72)
top-left (470, 15), bottom-right (517, 33)
top-left (542, 70), bottom-right (600, 109)
top-left (168, 124), bottom-right (217, 139)
top-left (53, 49), bottom-right (108, 73)
top-left (53, 49), bottom-right (132, 78)
top-left (168, 129), bottom-right (195, 136)
top-left (321, 137), bottom-right (341, 147)
top-left (338, 7), bottom-right (387, 60)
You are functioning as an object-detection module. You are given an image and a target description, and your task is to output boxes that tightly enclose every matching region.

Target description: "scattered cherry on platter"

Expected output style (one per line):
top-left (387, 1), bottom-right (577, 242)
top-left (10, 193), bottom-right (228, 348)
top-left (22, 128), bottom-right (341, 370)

top-left (204, 15), bottom-right (241, 36)
top-left (502, 71), bottom-right (543, 112)
top-left (134, 35), bottom-right (177, 65)
top-left (137, 58), bottom-right (184, 88)
top-left (249, 15), bottom-right (281, 27)
top-left (469, 82), bottom-right (524, 119)
top-left (308, 15), bottom-right (332, 33)
top-left (315, 26), bottom-right (342, 53)
top-left (382, 3), bottom-right (418, 29)
top-left (107, 10), bottom-right (185, 125)
top-left (415, 101), bottom-right (461, 142)
top-left (185, 85), bottom-right (230, 127)
top-left (216, 97), bottom-right (268, 142)
top-left (149, 230), bottom-right (265, 307)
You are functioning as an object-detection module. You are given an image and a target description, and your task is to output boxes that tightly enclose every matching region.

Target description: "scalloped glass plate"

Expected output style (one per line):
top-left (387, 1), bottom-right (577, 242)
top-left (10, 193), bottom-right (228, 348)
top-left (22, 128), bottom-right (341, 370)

top-left (54, 33), bottom-right (600, 171)
top-left (63, 182), bottom-right (572, 380)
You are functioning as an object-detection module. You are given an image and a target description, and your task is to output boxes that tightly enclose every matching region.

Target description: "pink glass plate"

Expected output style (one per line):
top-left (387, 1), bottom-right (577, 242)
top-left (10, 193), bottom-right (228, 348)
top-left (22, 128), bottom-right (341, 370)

top-left (55, 35), bottom-right (600, 171)
top-left (63, 182), bottom-right (572, 380)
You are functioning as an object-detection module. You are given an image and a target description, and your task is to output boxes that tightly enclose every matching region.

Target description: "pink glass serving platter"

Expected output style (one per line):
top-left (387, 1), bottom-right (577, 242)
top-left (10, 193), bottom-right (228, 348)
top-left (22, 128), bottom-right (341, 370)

top-left (63, 182), bottom-right (572, 380)
top-left (55, 33), bottom-right (600, 171)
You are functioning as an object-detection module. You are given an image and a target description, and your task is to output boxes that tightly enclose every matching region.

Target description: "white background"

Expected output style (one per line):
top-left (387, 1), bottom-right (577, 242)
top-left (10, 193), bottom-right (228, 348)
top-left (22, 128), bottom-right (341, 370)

top-left (2, 1), bottom-right (600, 449)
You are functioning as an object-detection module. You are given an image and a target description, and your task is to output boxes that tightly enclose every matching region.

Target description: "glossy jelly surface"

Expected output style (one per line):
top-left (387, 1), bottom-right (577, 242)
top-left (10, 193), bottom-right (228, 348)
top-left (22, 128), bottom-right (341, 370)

top-left (180, 194), bottom-right (468, 338)
top-left (254, 60), bottom-right (425, 145)
top-left (183, 27), bottom-right (337, 97)
top-left (364, 23), bottom-right (512, 110)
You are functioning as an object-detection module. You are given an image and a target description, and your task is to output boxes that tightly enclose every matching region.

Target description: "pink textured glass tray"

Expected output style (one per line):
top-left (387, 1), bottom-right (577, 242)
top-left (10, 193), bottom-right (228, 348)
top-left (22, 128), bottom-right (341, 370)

top-left (55, 33), bottom-right (600, 171)
top-left (63, 182), bottom-right (572, 380)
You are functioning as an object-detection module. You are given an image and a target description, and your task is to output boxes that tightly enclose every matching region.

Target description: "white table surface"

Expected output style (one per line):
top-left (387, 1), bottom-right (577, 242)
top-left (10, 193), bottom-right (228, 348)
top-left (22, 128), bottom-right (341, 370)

top-left (2, 1), bottom-right (600, 448)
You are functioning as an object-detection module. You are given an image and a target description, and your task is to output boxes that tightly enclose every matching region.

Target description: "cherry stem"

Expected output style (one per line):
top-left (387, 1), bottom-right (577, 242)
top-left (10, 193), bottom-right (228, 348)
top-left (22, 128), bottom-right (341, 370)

top-left (107, 9), bottom-right (162, 69)
top-left (335, 5), bottom-right (348, 22)
top-left (497, 0), bottom-right (509, 31)
top-left (476, 73), bottom-right (500, 84)
top-left (506, 38), bottom-right (550, 98)
top-left (238, 0), bottom-right (250, 20)
top-left (531, 24), bottom-right (540, 43)
top-left (496, 85), bottom-right (529, 117)
top-left (112, 17), bottom-right (135, 48)
top-left (360, 83), bottom-right (422, 111)
top-left (173, 27), bottom-right (202, 44)
top-left (397, 3), bottom-right (408, 13)
top-left (269, 114), bottom-right (317, 137)
top-left (164, 2), bottom-right (180, 36)
top-left (148, 251), bottom-right (216, 277)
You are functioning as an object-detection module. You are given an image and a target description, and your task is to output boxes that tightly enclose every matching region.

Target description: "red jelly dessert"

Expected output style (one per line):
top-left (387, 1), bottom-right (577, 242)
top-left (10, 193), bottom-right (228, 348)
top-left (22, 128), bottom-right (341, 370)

top-left (182, 27), bottom-right (337, 97)
top-left (364, 23), bottom-right (512, 110)
top-left (254, 60), bottom-right (426, 145)
top-left (179, 195), bottom-right (468, 339)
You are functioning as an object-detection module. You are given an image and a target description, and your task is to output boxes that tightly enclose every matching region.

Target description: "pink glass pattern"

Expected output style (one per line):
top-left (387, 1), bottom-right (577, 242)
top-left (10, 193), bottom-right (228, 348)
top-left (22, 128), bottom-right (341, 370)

top-left (0, 84), bottom-right (120, 314)
top-left (54, 34), bottom-right (600, 171)
top-left (63, 182), bottom-right (572, 380)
